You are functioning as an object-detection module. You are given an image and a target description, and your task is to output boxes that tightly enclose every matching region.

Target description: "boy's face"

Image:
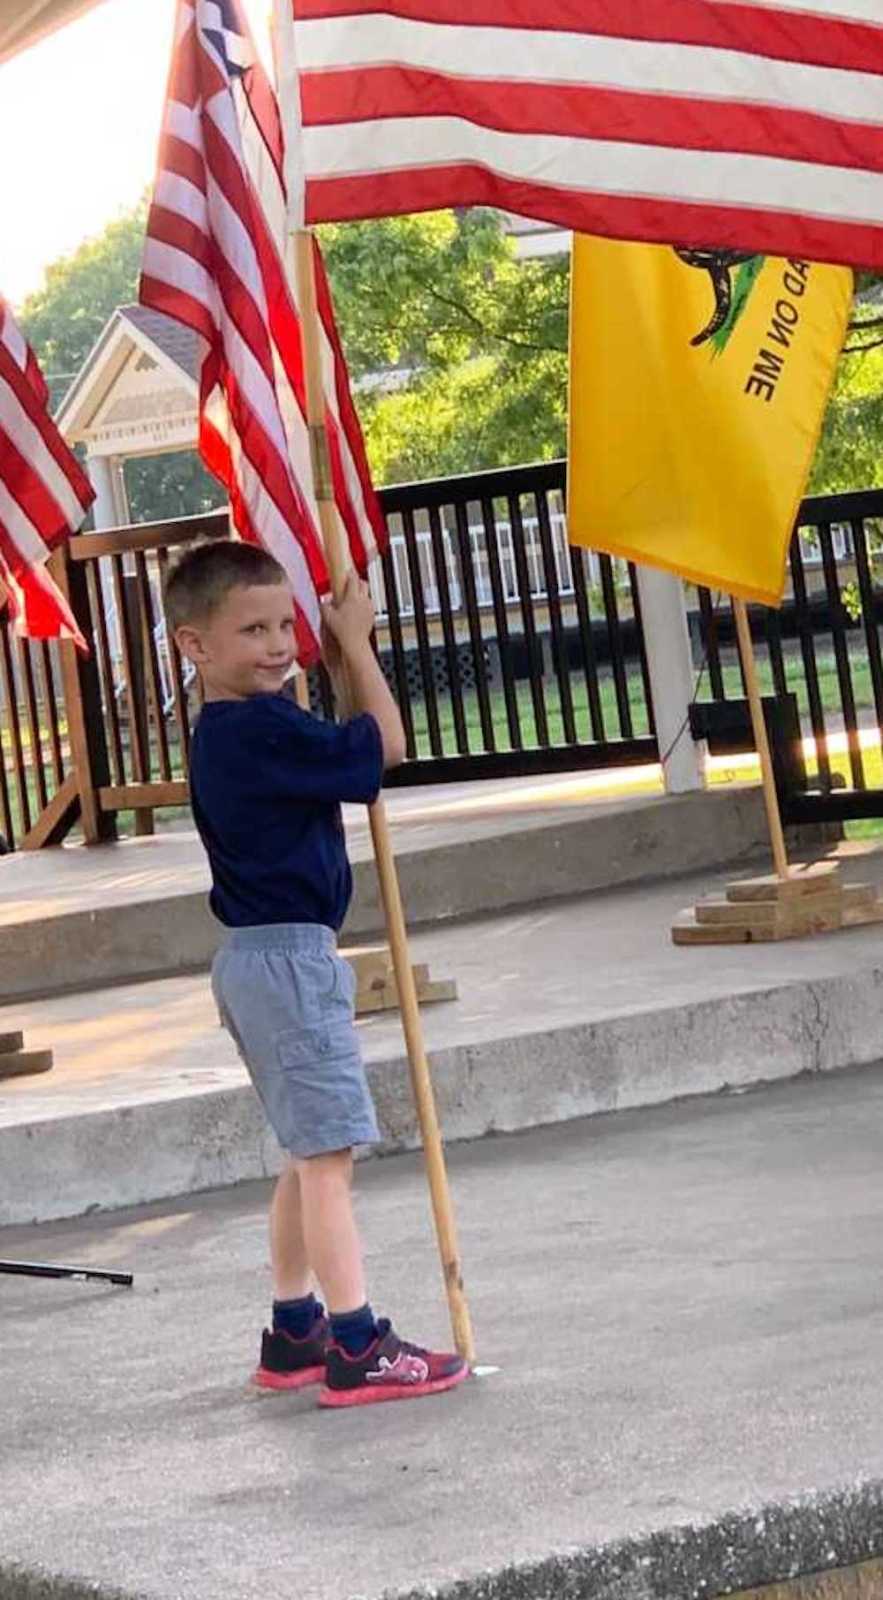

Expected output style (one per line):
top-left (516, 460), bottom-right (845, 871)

top-left (176, 580), bottom-right (298, 700)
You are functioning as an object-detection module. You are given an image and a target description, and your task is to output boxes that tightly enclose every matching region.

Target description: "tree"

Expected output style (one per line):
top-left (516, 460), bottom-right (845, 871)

top-left (319, 209), bottom-right (568, 481)
top-left (19, 196), bottom-right (225, 521)
top-left (17, 195), bottom-right (883, 506)
top-left (19, 197), bottom-right (149, 409)
top-left (20, 202), bottom-right (569, 499)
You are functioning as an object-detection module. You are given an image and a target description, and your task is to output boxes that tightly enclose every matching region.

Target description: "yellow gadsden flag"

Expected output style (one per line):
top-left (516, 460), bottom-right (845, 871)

top-left (568, 238), bottom-right (853, 605)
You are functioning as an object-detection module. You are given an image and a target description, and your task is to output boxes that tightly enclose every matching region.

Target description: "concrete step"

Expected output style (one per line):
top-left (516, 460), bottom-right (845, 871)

top-left (3, 860), bottom-right (883, 1226)
top-left (0, 786), bottom-right (792, 1002)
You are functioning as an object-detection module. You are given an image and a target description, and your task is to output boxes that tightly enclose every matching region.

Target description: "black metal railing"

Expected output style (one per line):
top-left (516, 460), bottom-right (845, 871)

top-left (6, 465), bottom-right (883, 846)
top-left (691, 488), bottom-right (883, 821)
top-left (374, 461), bottom-right (657, 784)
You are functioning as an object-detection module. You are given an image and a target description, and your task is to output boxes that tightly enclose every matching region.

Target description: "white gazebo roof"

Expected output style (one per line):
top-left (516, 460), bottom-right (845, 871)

top-left (57, 304), bottom-right (199, 461)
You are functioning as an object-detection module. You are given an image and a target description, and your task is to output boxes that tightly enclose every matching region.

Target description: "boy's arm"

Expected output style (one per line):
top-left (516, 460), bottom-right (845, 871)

top-left (322, 575), bottom-right (407, 769)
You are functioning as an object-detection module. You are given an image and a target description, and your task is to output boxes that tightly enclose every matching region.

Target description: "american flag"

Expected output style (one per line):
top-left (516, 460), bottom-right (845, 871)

top-left (291, 0), bottom-right (883, 271)
top-left (0, 294), bottom-right (92, 646)
top-left (140, 0), bottom-right (386, 665)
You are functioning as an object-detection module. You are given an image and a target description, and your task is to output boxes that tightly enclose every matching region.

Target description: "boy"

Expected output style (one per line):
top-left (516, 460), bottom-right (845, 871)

top-left (165, 540), bottom-right (469, 1408)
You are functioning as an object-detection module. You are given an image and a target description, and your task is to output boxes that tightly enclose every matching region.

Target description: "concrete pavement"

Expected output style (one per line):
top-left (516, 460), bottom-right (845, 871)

top-left (2, 1068), bottom-right (883, 1600)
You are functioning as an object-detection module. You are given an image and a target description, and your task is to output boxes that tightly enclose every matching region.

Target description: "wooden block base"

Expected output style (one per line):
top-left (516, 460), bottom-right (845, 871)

top-left (343, 946), bottom-right (458, 1016)
top-left (0, 1049), bottom-right (54, 1081)
top-left (0, 1029), bottom-right (53, 1081)
top-left (673, 862), bottom-right (883, 946)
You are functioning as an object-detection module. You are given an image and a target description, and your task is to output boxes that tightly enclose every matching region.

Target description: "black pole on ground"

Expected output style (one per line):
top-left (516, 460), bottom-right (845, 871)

top-left (0, 1260), bottom-right (133, 1286)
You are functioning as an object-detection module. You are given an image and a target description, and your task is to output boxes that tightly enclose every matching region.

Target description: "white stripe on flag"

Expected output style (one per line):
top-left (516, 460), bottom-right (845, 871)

top-left (302, 117), bottom-right (883, 224)
top-left (295, 15), bottom-right (882, 125)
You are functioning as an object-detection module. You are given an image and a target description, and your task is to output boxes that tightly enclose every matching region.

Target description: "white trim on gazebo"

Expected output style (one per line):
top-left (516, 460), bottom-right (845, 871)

top-left (57, 303), bottom-right (200, 537)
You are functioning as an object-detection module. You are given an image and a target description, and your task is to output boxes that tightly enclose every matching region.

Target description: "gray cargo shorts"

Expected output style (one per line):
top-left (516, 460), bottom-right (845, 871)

top-left (211, 923), bottom-right (379, 1160)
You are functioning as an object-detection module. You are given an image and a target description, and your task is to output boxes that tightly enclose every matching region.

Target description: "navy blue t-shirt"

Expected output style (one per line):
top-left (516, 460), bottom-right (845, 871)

top-left (189, 694), bottom-right (384, 931)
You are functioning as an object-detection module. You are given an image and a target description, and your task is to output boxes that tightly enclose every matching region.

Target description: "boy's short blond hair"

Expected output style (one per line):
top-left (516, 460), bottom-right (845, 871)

top-left (164, 539), bottom-right (287, 633)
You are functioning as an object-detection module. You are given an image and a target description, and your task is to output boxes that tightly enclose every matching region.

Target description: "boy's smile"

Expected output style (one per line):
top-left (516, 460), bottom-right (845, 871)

top-left (179, 580), bottom-right (299, 701)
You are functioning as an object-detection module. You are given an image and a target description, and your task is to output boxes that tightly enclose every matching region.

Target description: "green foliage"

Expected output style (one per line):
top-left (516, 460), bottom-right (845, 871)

top-left (318, 209), bottom-right (568, 482)
top-left (16, 194), bottom-right (883, 511)
top-left (811, 337), bottom-right (883, 496)
top-left (19, 196), bottom-right (148, 408)
top-left (123, 451), bottom-right (226, 524)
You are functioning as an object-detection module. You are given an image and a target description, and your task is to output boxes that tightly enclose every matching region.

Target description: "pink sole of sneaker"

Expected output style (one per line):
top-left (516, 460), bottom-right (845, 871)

top-left (317, 1363), bottom-right (471, 1409)
top-left (252, 1364), bottom-right (326, 1392)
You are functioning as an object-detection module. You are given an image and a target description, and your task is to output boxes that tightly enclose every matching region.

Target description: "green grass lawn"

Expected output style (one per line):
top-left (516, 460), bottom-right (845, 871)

top-left (404, 643), bottom-right (883, 760)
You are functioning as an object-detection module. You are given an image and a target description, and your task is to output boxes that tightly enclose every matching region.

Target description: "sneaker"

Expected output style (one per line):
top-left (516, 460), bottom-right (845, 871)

top-left (319, 1319), bottom-right (471, 1409)
top-left (252, 1315), bottom-right (329, 1392)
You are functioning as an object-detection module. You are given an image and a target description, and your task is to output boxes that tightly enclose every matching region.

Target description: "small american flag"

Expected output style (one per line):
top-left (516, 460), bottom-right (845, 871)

top-left (0, 294), bottom-right (92, 646)
top-left (141, 0), bottom-right (385, 665)
top-left (291, 0), bottom-right (883, 271)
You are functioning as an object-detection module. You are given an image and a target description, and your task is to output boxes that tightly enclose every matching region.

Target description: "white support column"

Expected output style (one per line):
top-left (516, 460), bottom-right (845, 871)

top-left (635, 565), bottom-right (706, 794)
top-left (109, 456), bottom-right (130, 526)
top-left (86, 453), bottom-right (121, 657)
top-left (86, 453), bottom-right (116, 530)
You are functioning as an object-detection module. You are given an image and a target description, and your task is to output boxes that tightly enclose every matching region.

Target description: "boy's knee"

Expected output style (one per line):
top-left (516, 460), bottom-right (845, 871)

top-left (296, 1147), bottom-right (353, 1182)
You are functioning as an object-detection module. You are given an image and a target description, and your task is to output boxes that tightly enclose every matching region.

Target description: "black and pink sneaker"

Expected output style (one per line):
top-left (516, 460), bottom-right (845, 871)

top-left (252, 1316), bottom-right (329, 1392)
top-left (319, 1319), bottom-right (470, 1409)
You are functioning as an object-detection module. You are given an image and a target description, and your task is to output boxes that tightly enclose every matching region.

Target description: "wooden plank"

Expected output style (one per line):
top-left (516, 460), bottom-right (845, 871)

top-left (841, 882), bottom-right (878, 910)
top-left (20, 772), bottom-right (80, 851)
top-left (673, 897), bottom-right (843, 944)
top-left (0, 1049), bottom-right (53, 1081)
top-left (726, 861), bottom-right (840, 903)
top-left (356, 978), bottom-right (458, 1015)
top-left (774, 896), bottom-right (843, 937)
top-left (673, 913), bottom-right (780, 946)
top-left (343, 947), bottom-right (393, 989)
top-left (68, 510), bottom-right (229, 561)
top-left (0, 1032), bottom-right (24, 1054)
top-left (698, 892), bottom-right (844, 929)
top-left (842, 899), bottom-right (883, 930)
top-left (98, 780), bottom-right (189, 811)
top-left (731, 1552), bottom-right (883, 1598)
top-left (697, 897), bottom-right (780, 927)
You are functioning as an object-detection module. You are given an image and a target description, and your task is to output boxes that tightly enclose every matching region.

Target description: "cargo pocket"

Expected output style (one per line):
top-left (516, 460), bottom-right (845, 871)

top-left (275, 1021), bottom-right (365, 1142)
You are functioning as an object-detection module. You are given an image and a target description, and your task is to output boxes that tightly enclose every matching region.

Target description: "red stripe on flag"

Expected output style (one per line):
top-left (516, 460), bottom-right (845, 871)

top-left (0, 345), bottom-right (95, 522)
top-left (145, 205), bottom-right (214, 274)
top-left (157, 130), bottom-right (208, 196)
top-left (306, 164), bottom-right (883, 272)
top-left (138, 273), bottom-right (217, 345)
top-left (0, 424), bottom-right (71, 547)
top-left (293, 0), bottom-right (882, 72)
top-left (301, 66), bottom-right (883, 175)
top-left (200, 380), bottom-right (321, 665)
top-left (313, 239), bottom-right (385, 562)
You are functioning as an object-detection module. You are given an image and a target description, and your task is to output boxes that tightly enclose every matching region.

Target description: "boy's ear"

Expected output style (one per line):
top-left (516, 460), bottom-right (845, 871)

top-left (174, 624), bottom-right (207, 667)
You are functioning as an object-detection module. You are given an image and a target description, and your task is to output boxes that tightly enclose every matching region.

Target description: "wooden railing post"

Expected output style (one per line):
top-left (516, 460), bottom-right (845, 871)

top-left (51, 548), bottom-right (116, 846)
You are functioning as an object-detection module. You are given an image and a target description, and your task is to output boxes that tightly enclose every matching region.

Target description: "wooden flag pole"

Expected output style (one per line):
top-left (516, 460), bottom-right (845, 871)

top-left (292, 229), bottom-right (475, 1365)
top-left (732, 597), bottom-right (790, 881)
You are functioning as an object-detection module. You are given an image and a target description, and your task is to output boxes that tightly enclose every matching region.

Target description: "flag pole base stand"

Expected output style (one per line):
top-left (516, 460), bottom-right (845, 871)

top-left (672, 860), bottom-right (883, 945)
top-left (344, 946), bottom-right (458, 1016)
top-left (0, 1030), bottom-right (53, 1081)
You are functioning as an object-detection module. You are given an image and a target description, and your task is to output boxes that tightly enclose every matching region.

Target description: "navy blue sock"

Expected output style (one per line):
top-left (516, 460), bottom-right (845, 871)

top-left (330, 1303), bottom-right (378, 1356)
top-left (273, 1292), bottom-right (322, 1340)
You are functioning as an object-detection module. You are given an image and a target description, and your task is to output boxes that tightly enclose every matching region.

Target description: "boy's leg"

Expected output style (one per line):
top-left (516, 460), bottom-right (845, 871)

top-left (253, 1161), bottom-right (328, 1392)
top-left (269, 1160), bottom-right (313, 1301)
top-left (298, 1147), bottom-right (470, 1409)
top-left (296, 1147), bottom-right (366, 1313)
